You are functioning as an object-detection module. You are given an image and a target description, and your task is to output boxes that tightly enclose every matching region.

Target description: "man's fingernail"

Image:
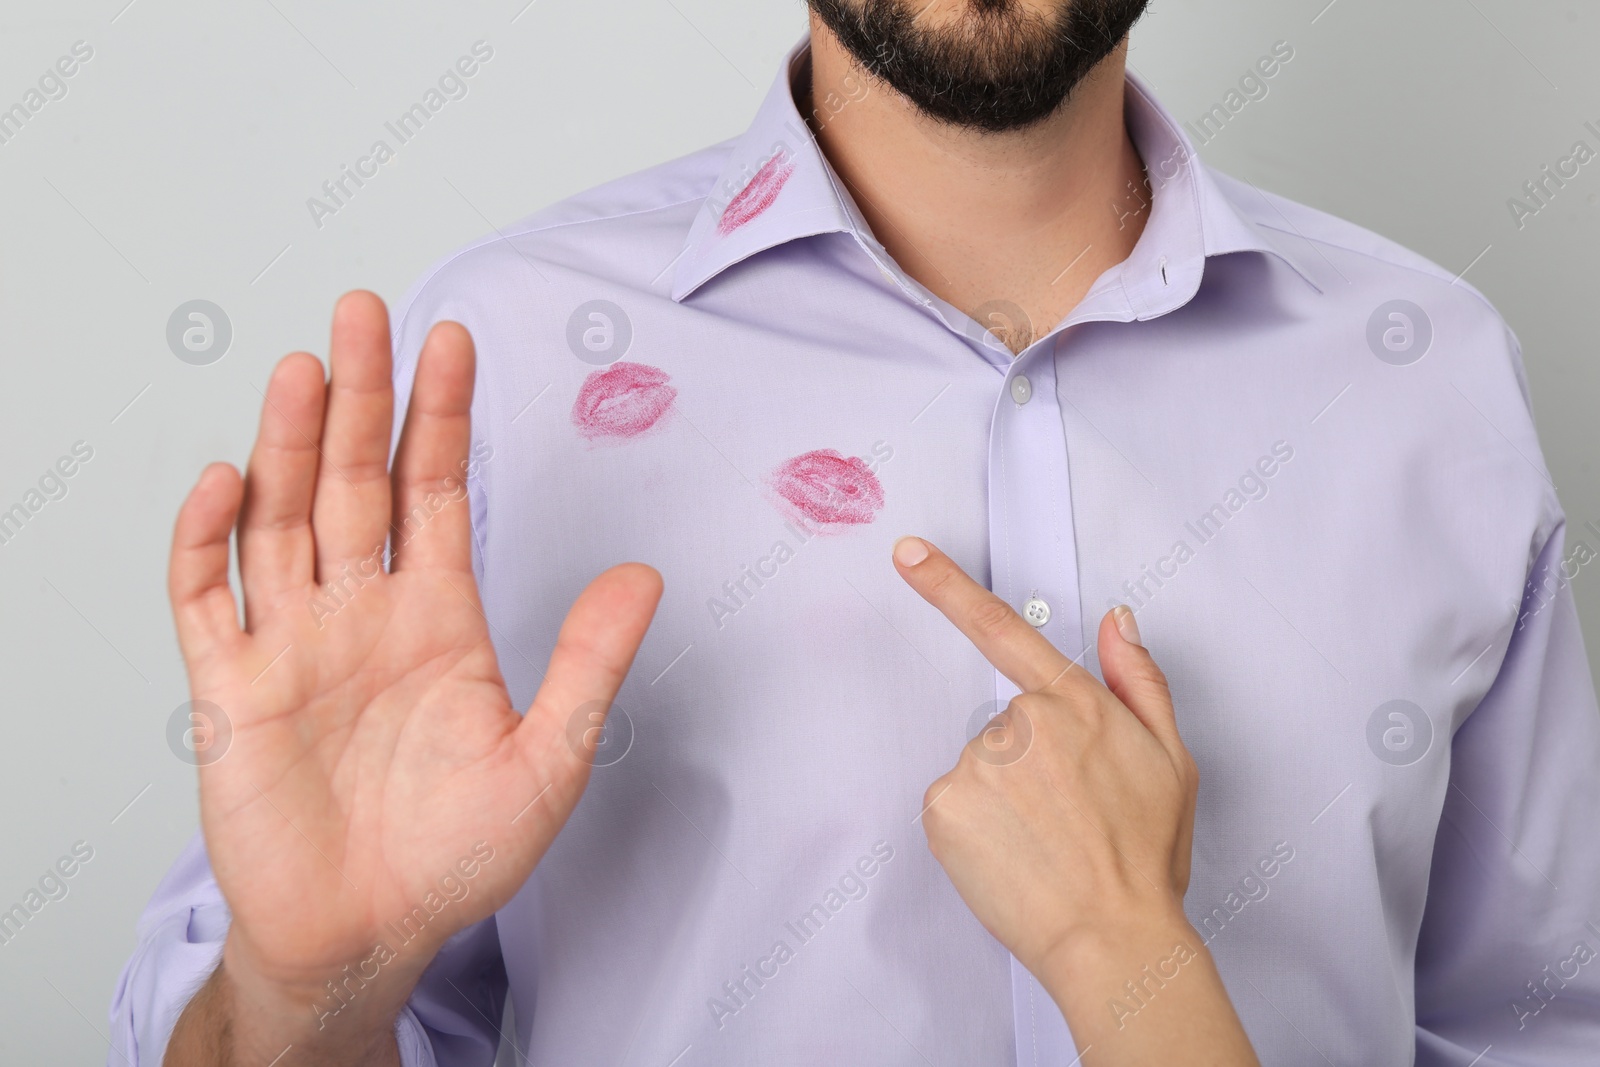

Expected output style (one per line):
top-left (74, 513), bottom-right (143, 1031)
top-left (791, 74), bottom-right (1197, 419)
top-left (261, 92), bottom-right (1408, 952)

top-left (1113, 605), bottom-right (1143, 647)
top-left (893, 536), bottom-right (929, 567)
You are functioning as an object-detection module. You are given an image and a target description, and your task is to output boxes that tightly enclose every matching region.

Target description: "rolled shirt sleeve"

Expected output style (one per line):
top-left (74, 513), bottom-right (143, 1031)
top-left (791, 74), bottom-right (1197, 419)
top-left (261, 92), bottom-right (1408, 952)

top-left (105, 831), bottom-right (507, 1066)
top-left (1415, 521), bottom-right (1600, 1062)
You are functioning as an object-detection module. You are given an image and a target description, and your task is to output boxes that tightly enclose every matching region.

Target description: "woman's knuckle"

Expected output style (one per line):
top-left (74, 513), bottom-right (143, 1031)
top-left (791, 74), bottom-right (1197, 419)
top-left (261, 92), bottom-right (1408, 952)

top-left (970, 596), bottom-right (1016, 640)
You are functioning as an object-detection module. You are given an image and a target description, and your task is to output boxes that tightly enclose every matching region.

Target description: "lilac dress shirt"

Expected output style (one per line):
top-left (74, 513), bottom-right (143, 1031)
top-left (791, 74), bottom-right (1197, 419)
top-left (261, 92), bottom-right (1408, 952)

top-left (109, 37), bottom-right (1600, 1067)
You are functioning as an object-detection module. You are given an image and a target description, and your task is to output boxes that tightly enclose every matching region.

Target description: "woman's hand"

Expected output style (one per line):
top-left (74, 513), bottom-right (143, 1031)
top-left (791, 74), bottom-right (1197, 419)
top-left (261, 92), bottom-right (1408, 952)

top-left (892, 535), bottom-right (1258, 1066)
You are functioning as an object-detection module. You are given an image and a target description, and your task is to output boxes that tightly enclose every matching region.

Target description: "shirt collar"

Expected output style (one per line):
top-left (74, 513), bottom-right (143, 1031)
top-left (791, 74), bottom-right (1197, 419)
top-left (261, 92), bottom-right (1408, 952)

top-left (672, 37), bottom-right (1323, 309)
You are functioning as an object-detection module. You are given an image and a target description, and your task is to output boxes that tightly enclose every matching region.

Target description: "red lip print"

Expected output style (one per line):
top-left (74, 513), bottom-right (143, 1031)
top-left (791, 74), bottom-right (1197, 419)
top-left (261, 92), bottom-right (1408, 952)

top-left (768, 449), bottom-right (885, 529)
top-left (571, 362), bottom-right (677, 440)
top-left (717, 153), bottom-right (795, 236)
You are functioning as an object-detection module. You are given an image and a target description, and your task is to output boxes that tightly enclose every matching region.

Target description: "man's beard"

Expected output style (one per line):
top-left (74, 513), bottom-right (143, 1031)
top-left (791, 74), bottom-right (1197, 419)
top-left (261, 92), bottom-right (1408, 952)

top-left (806, 0), bottom-right (1150, 133)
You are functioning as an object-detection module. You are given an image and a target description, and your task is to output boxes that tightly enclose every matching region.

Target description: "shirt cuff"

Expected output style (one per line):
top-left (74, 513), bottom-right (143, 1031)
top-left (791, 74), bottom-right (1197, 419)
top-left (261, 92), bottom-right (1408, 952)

top-left (396, 1002), bottom-right (439, 1067)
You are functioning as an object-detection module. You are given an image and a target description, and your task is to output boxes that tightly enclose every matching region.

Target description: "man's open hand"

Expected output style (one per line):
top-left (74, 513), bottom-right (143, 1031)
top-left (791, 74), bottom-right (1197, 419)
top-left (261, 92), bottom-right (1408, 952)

top-left (164, 292), bottom-right (661, 1063)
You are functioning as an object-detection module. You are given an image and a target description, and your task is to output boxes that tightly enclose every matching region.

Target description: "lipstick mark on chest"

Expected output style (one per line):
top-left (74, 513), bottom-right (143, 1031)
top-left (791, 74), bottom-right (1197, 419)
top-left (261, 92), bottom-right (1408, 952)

top-left (767, 449), bottom-right (885, 531)
top-left (571, 361), bottom-right (677, 440)
top-left (717, 154), bottom-right (795, 236)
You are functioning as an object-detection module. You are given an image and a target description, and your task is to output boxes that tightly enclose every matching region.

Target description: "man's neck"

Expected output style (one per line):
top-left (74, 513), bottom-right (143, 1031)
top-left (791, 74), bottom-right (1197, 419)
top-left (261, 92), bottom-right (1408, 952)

top-left (802, 16), bottom-right (1149, 353)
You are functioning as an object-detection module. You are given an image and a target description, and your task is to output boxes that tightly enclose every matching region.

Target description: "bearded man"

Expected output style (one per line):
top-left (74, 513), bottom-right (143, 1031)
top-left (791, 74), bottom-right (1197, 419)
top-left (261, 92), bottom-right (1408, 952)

top-left (112, 2), bottom-right (1600, 1065)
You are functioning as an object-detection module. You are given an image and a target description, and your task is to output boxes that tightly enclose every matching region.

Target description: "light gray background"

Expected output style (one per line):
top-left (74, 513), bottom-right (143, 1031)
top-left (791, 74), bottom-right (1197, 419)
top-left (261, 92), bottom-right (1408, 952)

top-left (0, 0), bottom-right (1594, 1061)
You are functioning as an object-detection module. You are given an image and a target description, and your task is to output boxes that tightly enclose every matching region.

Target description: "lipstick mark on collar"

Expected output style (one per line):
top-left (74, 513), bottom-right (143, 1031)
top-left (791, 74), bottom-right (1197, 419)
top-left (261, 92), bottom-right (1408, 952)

top-left (571, 361), bottom-right (677, 440)
top-left (717, 153), bottom-right (795, 237)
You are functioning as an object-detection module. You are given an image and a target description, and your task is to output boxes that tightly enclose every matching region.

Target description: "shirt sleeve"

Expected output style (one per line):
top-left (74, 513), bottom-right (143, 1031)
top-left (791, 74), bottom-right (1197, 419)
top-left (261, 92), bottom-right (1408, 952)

top-left (1414, 520), bottom-right (1600, 1063)
top-left (106, 831), bottom-right (508, 1066)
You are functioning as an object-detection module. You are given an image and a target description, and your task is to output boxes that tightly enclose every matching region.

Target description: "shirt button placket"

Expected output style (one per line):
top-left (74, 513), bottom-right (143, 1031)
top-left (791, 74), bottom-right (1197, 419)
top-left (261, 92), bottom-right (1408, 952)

top-left (989, 338), bottom-right (1085, 1065)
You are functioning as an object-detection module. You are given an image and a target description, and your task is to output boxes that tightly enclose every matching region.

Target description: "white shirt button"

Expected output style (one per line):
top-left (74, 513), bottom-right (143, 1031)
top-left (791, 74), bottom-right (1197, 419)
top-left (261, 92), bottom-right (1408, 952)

top-left (1010, 374), bottom-right (1033, 405)
top-left (1022, 597), bottom-right (1050, 627)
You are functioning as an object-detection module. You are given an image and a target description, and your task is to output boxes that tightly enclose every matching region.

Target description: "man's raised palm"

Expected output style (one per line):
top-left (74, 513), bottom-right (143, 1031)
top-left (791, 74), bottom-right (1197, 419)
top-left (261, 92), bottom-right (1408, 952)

top-left (166, 291), bottom-right (661, 996)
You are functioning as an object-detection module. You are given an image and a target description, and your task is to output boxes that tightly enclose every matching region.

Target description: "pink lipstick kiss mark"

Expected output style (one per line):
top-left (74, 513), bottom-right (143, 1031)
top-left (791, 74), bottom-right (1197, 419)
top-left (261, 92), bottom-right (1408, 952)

top-left (571, 361), bottom-right (677, 441)
top-left (768, 449), bottom-right (885, 530)
top-left (717, 154), bottom-right (795, 236)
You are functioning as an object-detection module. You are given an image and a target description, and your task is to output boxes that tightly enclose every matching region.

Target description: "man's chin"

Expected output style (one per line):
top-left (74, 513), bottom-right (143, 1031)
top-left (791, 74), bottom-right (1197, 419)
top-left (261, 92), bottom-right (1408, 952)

top-left (807, 0), bottom-right (1149, 133)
